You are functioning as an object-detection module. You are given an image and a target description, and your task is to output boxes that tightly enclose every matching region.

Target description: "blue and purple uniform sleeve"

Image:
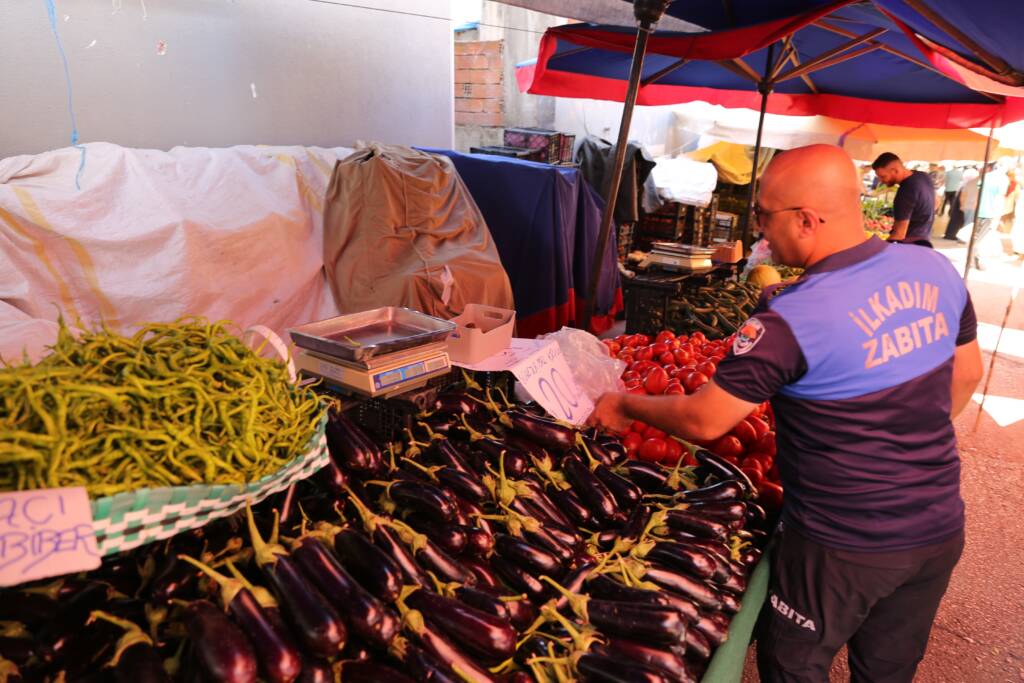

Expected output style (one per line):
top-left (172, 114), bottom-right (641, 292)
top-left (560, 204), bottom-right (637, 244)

top-left (957, 295), bottom-right (977, 346)
top-left (713, 308), bottom-right (808, 405)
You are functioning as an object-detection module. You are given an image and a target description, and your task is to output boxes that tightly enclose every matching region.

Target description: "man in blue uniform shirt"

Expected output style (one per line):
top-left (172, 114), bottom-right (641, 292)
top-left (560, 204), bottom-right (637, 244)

top-left (872, 152), bottom-right (937, 247)
top-left (589, 145), bottom-right (984, 683)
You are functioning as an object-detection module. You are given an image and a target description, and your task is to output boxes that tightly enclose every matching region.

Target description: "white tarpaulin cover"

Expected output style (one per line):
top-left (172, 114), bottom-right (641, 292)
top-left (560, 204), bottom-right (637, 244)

top-left (0, 142), bottom-right (353, 362)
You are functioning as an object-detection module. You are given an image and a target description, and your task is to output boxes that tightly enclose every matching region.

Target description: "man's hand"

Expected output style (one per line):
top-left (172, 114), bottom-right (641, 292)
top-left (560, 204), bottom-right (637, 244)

top-left (587, 392), bottom-right (632, 433)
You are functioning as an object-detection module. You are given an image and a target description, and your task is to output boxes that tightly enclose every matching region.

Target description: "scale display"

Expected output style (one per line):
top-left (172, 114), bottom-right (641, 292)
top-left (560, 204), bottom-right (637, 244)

top-left (294, 344), bottom-right (451, 398)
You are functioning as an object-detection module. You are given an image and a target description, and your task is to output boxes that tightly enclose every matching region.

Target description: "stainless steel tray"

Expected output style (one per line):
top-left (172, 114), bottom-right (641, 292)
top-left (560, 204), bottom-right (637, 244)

top-left (288, 307), bottom-right (455, 363)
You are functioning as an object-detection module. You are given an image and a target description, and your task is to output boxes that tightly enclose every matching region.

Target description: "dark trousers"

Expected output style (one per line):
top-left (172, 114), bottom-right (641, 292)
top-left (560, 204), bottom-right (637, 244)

top-left (944, 192), bottom-right (964, 239)
top-left (756, 526), bottom-right (964, 683)
top-left (940, 190), bottom-right (956, 215)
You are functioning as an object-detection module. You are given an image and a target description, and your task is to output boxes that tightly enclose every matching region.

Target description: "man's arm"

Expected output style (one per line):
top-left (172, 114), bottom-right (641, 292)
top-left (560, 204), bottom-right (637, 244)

top-left (951, 339), bottom-right (983, 418)
top-left (889, 218), bottom-right (910, 241)
top-left (588, 380), bottom-right (759, 442)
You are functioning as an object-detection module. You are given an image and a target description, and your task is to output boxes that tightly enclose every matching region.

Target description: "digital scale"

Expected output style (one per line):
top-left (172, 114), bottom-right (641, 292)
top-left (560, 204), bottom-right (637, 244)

top-left (640, 241), bottom-right (715, 273)
top-left (289, 307), bottom-right (456, 398)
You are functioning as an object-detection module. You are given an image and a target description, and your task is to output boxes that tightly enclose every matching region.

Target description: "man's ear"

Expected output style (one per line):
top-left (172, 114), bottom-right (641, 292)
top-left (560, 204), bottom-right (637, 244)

top-left (798, 209), bottom-right (819, 236)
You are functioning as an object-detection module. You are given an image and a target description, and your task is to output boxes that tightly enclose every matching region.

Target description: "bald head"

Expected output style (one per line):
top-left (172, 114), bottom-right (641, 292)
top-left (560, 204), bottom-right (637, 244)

top-left (756, 145), bottom-right (867, 268)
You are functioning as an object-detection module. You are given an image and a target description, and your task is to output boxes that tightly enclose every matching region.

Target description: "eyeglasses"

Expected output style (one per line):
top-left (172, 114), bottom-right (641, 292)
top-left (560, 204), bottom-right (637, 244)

top-left (753, 205), bottom-right (826, 226)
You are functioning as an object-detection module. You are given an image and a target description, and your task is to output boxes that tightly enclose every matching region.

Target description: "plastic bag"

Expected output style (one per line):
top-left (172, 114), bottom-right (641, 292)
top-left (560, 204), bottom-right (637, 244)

top-left (538, 327), bottom-right (627, 401)
top-left (741, 238), bottom-right (773, 277)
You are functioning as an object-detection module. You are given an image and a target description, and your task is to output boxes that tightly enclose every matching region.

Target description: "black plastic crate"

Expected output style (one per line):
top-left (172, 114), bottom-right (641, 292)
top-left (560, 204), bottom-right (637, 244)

top-left (622, 267), bottom-right (745, 337)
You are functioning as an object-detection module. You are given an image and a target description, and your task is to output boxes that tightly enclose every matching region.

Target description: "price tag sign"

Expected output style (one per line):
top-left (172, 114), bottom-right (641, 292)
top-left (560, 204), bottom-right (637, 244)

top-left (509, 340), bottom-right (594, 425)
top-left (0, 487), bottom-right (101, 587)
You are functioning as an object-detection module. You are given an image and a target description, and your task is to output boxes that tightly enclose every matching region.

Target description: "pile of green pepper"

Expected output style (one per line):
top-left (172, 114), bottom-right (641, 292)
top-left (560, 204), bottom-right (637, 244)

top-left (0, 317), bottom-right (321, 496)
top-left (666, 281), bottom-right (762, 339)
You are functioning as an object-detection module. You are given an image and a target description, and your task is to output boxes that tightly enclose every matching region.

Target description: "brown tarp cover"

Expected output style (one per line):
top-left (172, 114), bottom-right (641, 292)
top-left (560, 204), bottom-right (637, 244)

top-left (323, 145), bottom-right (514, 319)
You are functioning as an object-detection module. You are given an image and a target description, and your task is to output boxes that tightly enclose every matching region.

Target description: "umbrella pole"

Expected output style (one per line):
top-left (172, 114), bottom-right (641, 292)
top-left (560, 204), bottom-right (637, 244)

top-left (580, 2), bottom-right (669, 332)
top-left (742, 44), bottom-right (776, 250)
top-left (963, 124), bottom-right (995, 282)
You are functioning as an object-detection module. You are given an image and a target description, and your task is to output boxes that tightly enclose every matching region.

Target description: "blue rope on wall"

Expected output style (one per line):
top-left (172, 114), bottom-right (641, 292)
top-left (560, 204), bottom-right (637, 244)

top-left (44, 0), bottom-right (87, 190)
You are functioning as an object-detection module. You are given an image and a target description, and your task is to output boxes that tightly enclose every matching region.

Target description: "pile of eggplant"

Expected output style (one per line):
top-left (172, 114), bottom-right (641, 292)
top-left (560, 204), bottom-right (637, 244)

top-left (0, 384), bottom-right (769, 683)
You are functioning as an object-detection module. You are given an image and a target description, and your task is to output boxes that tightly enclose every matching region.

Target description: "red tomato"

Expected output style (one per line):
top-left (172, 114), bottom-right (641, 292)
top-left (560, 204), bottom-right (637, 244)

top-left (622, 432), bottom-right (643, 454)
top-left (628, 386), bottom-right (647, 395)
top-left (631, 421), bottom-right (648, 434)
top-left (755, 432), bottom-right (777, 456)
top-left (711, 435), bottom-right (744, 459)
top-left (603, 340), bottom-right (621, 356)
top-left (615, 334), bottom-right (630, 345)
top-left (651, 342), bottom-right (669, 356)
top-left (730, 419), bottom-right (758, 447)
top-left (632, 360), bottom-right (658, 377)
top-left (741, 467), bottom-right (765, 488)
top-left (664, 381), bottom-right (685, 395)
top-left (658, 351), bottom-right (676, 366)
top-left (691, 331), bottom-right (706, 343)
top-left (635, 346), bottom-right (654, 362)
top-left (632, 334), bottom-right (650, 347)
top-left (672, 348), bottom-right (691, 365)
top-left (643, 426), bottom-right (667, 441)
top-left (759, 481), bottom-right (784, 512)
top-left (621, 370), bottom-right (640, 384)
top-left (624, 380), bottom-right (642, 392)
top-left (655, 330), bottom-right (676, 345)
top-left (682, 372), bottom-right (710, 394)
top-left (617, 351), bottom-right (635, 366)
top-left (747, 416), bottom-right (770, 440)
top-left (696, 360), bottom-right (717, 377)
top-left (663, 438), bottom-right (684, 465)
top-left (683, 449), bottom-right (699, 467)
top-left (638, 438), bottom-right (668, 463)
top-left (644, 367), bottom-right (669, 395)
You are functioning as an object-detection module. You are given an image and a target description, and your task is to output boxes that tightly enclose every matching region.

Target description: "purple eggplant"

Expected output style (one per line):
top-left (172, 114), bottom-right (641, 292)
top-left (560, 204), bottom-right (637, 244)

top-left (587, 600), bottom-right (687, 644)
top-left (414, 521), bottom-right (469, 555)
top-left (432, 392), bottom-right (480, 416)
top-left (645, 542), bottom-right (718, 581)
top-left (618, 460), bottom-right (672, 494)
top-left (579, 432), bottom-right (619, 466)
top-left (551, 562), bottom-right (596, 614)
top-left (288, 537), bottom-right (400, 650)
top-left (719, 591), bottom-right (742, 614)
top-left (330, 527), bottom-right (403, 602)
top-left (38, 581), bottom-right (113, 659)
top-left (594, 464), bottom-right (642, 510)
top-left (0, 637), bottom-right (33, 666)
top-left (474, 438), bottom-right (530, 477)
top-left (520, 480), bottom-right (576, 530)
top-left (297, 659), bottom-right (333, 683)
top-left (177, 555), bottom-right (301, 683)
top-left (183, 600), bottom-right (258, 683)
top-left (347, 492), bottom-right (431, 589)
top-left (436, 468), bottom-right (489, 504)
top-left (676, 479), bottom-right (745, 504)
top-left (389, 480), bottom-right (457, 523)
top-left (462, 558), bottom-right (500, 589)
top-left (682, 500), bottom-right (747, 521)
top-left (246, 508), bottom-right (346, 658)
top-left (643, 565), bottom-right (724, 612)
top-left (430, 440), bottom-right (478, 478)
top-left (342, 660), bottom-right (416, 683)
top-left (453, 586), bottom-right (510, 621)
top-left (490, 555), bottom-right (547, 602)
top-left (465, 526), bottom-right (495, 557)
top-left (577, 652), bottom-right (675, 683)
top-left (694, 449), bottom-right (755, 497)
top-left (507, 410), bottom-right (576, 451)
top-left (398, 642), bottom-right (463, 683)
top-left (391, 521), bottom-right (475, 585)
top-left (86, 612), bottom-right (170, 683)
top-left (561, 454), bottom-right (624, 526)
top-left (663, 509), bottom-right (730, 540)
top-left (326, 410), bottom-right (383, 474)
top-left (401, 608), bottom-right (498, 682)
top-left (684, 627), bottom-right (712, 660)
top-left (312, 458), bottom-right (349, 496)
top-left (598, 638), bottom-right (697, 683)
top-left (494, 534), bottom-right (563, 578)
top-left (407, 589), bottom-right (516, 662)
top-left (693, 612), bottom-right (730, 647)
top-left (741, 547), bottom-right (764, 567)
top-left (547, 486), bottom-right (593, 528)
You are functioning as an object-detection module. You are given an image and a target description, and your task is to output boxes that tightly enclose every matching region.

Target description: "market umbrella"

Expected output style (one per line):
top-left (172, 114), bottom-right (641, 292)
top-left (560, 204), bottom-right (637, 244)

top-left (517, 0), bottom-right (1024, 283)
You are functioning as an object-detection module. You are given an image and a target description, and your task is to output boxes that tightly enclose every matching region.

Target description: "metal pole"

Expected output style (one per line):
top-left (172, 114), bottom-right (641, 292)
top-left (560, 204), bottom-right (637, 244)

top-left (742, 44), bottom-right (776, 250)
top-left (580, 6), bottom-right (666, 332)
top-left (963, 124), bottom-right (995, 281)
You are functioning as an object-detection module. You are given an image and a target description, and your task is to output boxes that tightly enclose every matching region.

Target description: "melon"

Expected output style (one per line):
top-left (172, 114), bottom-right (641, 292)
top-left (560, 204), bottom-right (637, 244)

top-left (747, 265), bottom-right (782, 288)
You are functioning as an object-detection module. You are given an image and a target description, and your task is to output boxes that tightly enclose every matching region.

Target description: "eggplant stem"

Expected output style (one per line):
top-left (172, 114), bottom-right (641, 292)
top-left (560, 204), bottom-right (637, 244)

top-left (245, 504), bottom-right (287, 568)
top-left (176, 554), bottom-right (243, 609)
top-left (0, 622), bottom-right (28, 639)
top-left (575, 434), bottom-right (601, 471)
top-left (458, 414), bottom-right (488, 442)
top-left (89, 610), bottom-right (154, 668)
top-left (386, 518), bottom-right (429, 555)
top-left (488, 657), bottom-right (517, 675)
top-left (415, 422), bottom-right (445, 442)
top-left (225, 560), bottom-right (279, 610)
top-left (539, 576), bottom-right (589, 622)
top-left (460, 368), bottom-right (483, 392)
top-left (729, 534), bottom-right (753, 562)
top-left (343, 487), bottom-right (380, 534)
top-left (493, 386), bottom-right (515, 411)
top-left (400, 457), bottom-right (441, 482)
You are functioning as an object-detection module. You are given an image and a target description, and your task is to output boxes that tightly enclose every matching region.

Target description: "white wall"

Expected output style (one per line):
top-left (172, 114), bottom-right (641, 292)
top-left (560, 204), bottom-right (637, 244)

top-left (0, 0), bottom-right (454, 158)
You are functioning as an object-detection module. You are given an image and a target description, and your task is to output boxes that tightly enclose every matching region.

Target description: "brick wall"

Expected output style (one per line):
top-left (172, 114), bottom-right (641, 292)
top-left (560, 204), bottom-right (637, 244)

top-left (455, 40), bottom-right (503, 127)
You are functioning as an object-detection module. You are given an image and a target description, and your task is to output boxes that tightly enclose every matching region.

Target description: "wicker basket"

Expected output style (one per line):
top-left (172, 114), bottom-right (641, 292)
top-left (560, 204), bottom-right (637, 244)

top-left (89, 410), bottom-right (328, 556)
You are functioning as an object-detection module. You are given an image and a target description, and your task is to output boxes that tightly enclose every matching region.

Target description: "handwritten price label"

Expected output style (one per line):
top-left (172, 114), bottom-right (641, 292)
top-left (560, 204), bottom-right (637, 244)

top-left (0, 488), bottom-right (101, 587)
top-left (511, 341), bottom-right (594, 425)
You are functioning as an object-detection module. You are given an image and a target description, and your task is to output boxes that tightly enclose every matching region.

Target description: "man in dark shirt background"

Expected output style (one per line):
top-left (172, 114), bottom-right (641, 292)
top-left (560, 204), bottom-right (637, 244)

top-left (872, 152), bottom-right (937, 247)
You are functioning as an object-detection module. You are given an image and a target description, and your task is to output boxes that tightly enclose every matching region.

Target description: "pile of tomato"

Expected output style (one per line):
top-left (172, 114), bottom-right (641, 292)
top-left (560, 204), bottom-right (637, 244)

top-left (602, 329), bottom-right (784, 510)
